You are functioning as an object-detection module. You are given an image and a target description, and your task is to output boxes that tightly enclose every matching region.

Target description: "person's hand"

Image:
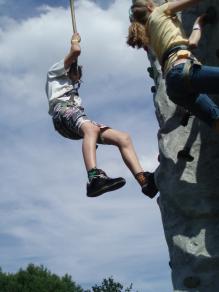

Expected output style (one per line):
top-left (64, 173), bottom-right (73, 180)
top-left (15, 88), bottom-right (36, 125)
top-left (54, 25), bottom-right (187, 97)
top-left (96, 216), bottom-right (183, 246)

top-left (71, 33), bottom-right (81, 45)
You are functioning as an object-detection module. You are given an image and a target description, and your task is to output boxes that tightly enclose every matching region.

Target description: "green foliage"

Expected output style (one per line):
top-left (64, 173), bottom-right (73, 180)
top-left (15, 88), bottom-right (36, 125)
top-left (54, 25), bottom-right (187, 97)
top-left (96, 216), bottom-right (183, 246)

top-left (90, 277), bottom-right (134, 292)
top-left (0, 265), bottom-right (136, 292)
top-left (0, 264), bottom-right (83, 292)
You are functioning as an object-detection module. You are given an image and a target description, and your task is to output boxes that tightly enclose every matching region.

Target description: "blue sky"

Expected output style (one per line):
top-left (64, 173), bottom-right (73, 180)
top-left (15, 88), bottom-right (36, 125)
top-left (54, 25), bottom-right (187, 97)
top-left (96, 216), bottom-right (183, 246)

top-left (0, 0), bottom-right (172, 291)
top-left (0, 0), bottom-right (113, 19)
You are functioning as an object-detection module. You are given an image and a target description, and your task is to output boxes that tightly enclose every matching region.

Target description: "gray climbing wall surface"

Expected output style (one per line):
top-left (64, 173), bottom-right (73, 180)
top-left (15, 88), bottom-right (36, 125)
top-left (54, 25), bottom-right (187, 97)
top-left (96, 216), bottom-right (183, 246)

top-left (148, 0), bottom-right (219, 291)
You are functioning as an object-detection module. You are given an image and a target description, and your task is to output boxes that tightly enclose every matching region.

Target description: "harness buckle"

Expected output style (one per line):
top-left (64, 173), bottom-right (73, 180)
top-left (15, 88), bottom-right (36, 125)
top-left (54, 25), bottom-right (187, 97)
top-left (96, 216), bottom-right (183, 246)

top-left (176, 50), bottom-right (191, 59)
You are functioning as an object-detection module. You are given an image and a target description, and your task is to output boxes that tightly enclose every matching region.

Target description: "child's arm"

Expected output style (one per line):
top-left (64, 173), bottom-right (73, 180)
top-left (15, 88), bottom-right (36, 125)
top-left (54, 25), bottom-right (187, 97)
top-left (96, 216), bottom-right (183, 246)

top-left (64, 33), bottom-right (81, 69)
top-left (188, 15), bottom-right (206, 49)
top-left (166, 0), bottom-right (202, 15)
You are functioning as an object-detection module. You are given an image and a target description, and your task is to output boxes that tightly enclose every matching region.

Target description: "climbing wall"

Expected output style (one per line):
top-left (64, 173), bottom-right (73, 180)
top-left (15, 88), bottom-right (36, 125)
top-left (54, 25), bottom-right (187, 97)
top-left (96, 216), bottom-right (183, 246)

top-left (149, 0), bottom-right (219, 290)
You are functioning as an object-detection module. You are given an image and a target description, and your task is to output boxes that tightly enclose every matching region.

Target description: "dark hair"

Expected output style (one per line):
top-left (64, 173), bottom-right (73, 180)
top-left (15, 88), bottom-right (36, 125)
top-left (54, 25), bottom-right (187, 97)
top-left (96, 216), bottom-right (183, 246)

top-left (129, 3), bottom-right (148, 24)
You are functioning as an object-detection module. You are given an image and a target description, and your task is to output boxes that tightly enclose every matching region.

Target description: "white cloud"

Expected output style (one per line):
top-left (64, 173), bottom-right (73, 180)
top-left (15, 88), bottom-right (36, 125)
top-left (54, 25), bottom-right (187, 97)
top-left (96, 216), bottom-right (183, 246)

top-left (0, 1), bottom-right (171, 291)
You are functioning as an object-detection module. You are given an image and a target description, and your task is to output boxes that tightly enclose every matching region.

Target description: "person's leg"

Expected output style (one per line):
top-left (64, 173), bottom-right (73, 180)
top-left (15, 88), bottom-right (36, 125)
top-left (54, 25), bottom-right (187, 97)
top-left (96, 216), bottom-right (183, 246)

top-left (80, 121), bottom-right (100, 171)
top-left (100, 128), bottom-right (143, 175)
top-left (188, 93), bottom-right (219, 129)
top-left (189, 64), bottom-right (219, 131)
top-left (53, 104), bottom-right (125, 197)
top-left (100, 128), bottom-right (158, 198)
top-left (190, 64), bottom-right (219, 94)
top-left (166, 64), bottom-right (219, 130)
top-left (80, 122), bottom-right (126, 197)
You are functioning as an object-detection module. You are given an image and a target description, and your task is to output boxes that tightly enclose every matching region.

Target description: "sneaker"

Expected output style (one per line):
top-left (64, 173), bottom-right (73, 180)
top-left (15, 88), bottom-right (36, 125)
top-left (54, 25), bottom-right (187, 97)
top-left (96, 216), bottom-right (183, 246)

top-left (141, 172), bottom-right (158, 199)
top-left (87, 170), bottom-right (126, 197)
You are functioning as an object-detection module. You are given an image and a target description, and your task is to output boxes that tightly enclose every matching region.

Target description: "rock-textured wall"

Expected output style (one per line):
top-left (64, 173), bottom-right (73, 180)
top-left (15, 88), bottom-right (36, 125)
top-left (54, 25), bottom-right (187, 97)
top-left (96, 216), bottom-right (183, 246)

top-left (149, 0), bottom-right (219, 291)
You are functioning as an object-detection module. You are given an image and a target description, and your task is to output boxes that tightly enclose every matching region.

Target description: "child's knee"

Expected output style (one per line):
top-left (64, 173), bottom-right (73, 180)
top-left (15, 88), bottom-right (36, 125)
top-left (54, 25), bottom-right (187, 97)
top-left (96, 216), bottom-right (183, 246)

top-left (82, 122), bottom-right (100, 137)
top-left (119, 132), bottom-right (132, 147)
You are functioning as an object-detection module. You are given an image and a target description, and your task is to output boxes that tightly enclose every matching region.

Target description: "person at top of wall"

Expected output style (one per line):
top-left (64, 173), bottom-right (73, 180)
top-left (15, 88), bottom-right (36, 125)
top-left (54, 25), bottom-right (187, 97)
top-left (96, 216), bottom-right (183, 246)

top-left (127, 0), bottom-right (219, 132)
top-left (45, 32), bottom-right (158, 199)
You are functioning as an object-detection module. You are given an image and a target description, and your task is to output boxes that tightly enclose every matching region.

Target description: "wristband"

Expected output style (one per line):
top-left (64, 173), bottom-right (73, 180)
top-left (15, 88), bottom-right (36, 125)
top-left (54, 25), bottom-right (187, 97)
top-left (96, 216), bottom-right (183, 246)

top-left (193, 24), bottom-right (201, 30)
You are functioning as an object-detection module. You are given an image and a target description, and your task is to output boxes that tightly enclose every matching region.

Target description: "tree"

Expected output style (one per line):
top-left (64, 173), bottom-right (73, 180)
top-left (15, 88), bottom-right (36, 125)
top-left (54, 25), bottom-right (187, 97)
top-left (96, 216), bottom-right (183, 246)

top-left (0, 264), bottom-right (83, 292)
top-left (90, 277), bottom-right (134, 292)
top-left (0, 265), bottom-right (136, 292)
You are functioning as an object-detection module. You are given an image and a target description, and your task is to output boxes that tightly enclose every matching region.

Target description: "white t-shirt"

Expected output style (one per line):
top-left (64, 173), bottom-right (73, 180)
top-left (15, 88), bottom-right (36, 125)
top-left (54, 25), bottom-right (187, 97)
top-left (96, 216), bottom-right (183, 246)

top-left (45, 59), bottom-right (82, 114)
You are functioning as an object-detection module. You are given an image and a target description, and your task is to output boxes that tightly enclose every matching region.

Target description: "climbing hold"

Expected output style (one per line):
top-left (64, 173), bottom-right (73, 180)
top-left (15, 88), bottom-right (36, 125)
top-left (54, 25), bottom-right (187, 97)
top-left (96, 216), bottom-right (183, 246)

top-left (203, 6), bottom-right (218, 25)
top-left (183, 276), bottom-right (201, 288)
top-left (156, 196), bottom-right (160, 206)
top-left (151, 86), bottom-right (156, 93)
top-left (177, 149), bottom-right (194, 162)
top-left (147, 67), bottom-right (154, 79)
top-left (157, 154), bottom-right (160, 162)
top-left (180, 110), bottom-right (191, 127)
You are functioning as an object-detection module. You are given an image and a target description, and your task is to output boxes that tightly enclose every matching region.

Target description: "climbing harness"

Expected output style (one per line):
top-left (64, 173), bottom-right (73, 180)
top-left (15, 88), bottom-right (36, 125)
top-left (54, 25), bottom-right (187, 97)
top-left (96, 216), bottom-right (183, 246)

top-left (69, 0), bottom-right (77, 33)
top-left (182, 57), bottom-right (202, 90)
top-left (161, 45), bottom-right (188, 70)
top-left (162, 45), bottom-right (198, 89)
top-left (182, 59), bottom-right (193, 88)
top-left (161, 46), bottom-right (196, 127)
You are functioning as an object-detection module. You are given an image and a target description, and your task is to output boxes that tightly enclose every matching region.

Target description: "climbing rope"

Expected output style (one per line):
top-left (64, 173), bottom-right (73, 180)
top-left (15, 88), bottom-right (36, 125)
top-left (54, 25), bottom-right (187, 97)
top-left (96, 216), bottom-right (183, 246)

top-left (69, 0), bottom-right (77, 33)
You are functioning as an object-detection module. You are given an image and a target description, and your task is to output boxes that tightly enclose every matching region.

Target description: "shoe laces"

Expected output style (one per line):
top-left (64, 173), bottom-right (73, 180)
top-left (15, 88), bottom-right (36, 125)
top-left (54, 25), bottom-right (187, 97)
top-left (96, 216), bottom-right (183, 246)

top-left (96, 169), bottom-right (109, 178)
top-left (89, 169), bottom-right (109, 181)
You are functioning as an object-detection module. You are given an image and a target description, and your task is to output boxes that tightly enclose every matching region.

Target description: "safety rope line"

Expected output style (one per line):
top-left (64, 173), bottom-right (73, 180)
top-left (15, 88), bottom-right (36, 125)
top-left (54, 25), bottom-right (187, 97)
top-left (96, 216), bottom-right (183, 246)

top-left (69, 0), bottom-right (77, 33)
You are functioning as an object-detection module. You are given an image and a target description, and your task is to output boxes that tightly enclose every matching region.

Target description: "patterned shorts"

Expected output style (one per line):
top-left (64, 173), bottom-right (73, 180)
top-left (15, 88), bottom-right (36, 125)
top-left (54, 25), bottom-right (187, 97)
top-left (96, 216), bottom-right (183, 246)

top-left (52, 100), bottom-right (108, 141)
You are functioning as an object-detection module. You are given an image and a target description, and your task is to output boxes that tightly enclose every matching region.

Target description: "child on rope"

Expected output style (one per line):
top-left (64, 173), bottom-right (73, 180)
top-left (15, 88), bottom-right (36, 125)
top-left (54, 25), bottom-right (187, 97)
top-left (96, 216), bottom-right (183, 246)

top-left (45, 33), bottom-right (158, 198)
top-left (127, 0), bottom-right (219, 132)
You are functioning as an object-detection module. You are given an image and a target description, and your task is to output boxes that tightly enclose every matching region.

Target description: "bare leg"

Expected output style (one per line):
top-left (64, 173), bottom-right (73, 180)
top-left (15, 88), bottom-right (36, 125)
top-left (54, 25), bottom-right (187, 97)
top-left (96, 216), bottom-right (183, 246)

top-left (100, 128), bottom-right (144, 176)
top-left (81, 126), bottom-right (157, 198)
top-left (80, 122), bottom-right (100, 171)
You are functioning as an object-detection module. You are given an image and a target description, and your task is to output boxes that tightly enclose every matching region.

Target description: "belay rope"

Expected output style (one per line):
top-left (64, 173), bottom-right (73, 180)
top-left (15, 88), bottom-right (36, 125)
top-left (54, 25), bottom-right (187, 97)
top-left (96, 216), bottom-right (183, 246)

top-left (69, 0), bottom-right (77, 33)
top-left (69, 0), bottom-right (82, 89)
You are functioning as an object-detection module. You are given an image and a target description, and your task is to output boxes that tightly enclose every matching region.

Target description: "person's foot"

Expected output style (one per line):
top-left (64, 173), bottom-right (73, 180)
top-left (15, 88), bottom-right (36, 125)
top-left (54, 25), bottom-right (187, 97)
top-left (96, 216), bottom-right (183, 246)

top-left (87, 170), bottom-right (126, 197)
top-left (141, 172), bottom-right (158, 199)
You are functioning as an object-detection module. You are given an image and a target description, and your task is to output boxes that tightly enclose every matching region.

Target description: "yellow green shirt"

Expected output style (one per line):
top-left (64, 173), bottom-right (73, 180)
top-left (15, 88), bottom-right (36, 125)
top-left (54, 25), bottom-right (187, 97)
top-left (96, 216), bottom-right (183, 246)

top-left (147, 3), bottom-right (189, 72)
